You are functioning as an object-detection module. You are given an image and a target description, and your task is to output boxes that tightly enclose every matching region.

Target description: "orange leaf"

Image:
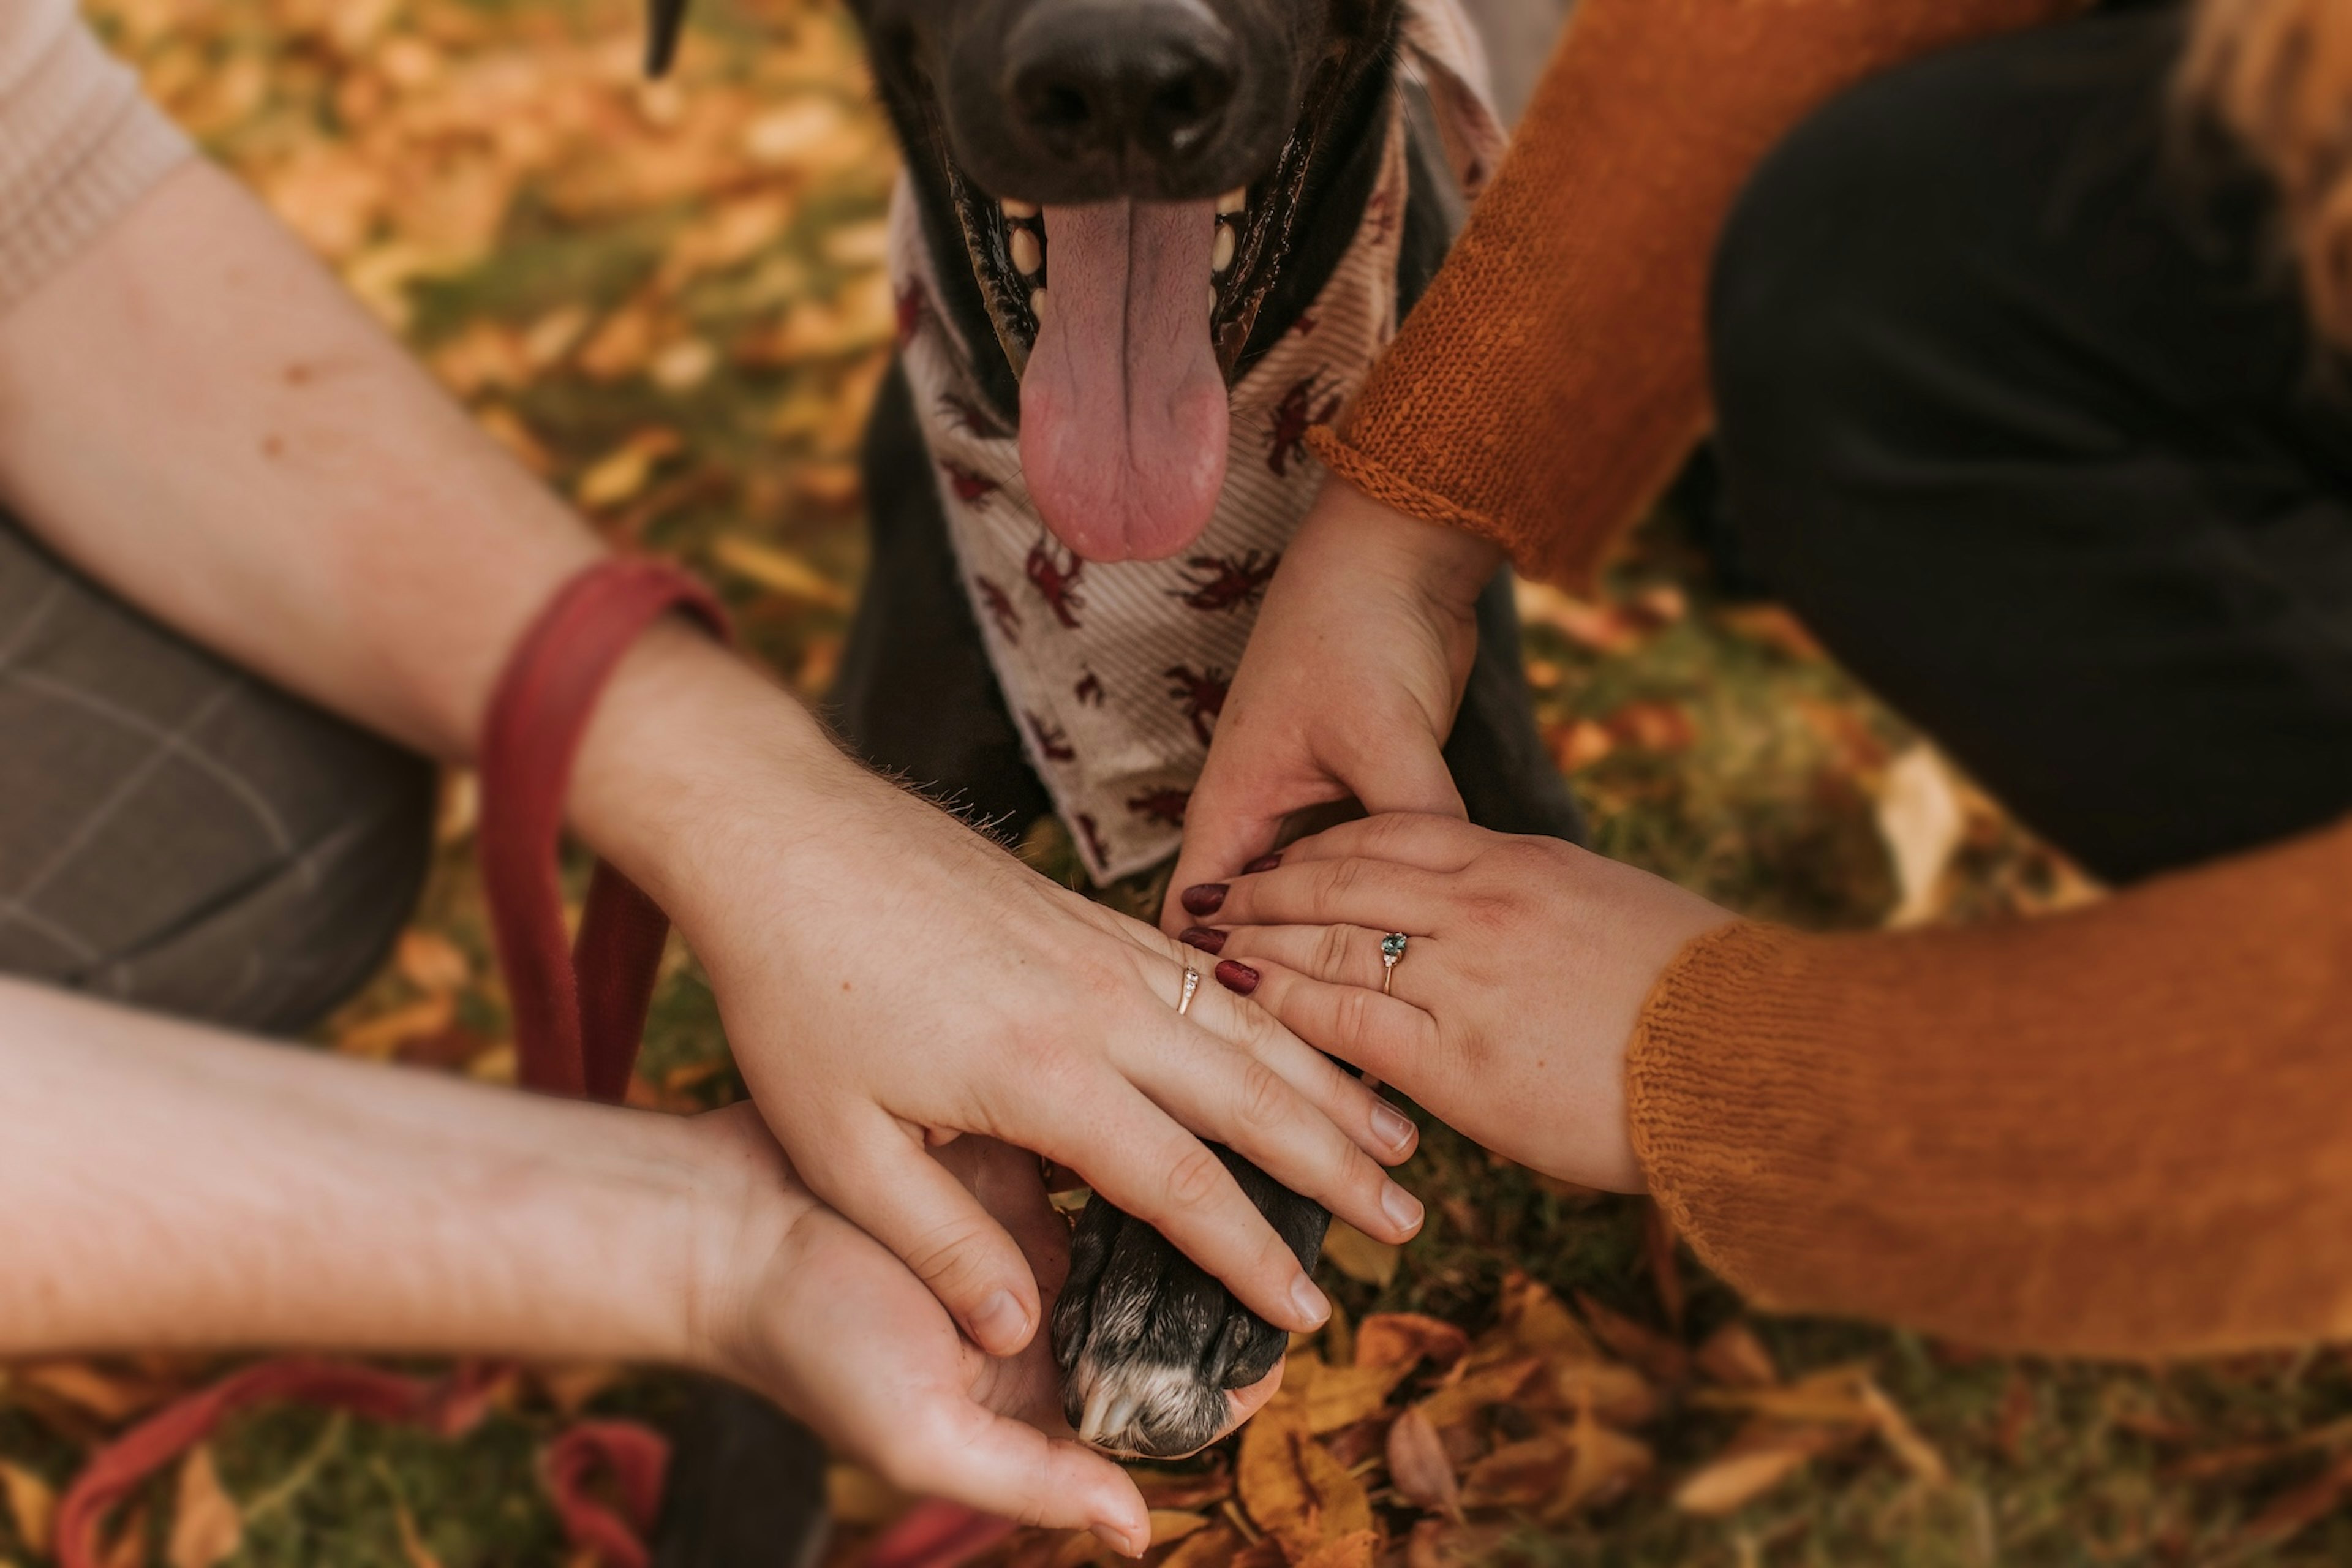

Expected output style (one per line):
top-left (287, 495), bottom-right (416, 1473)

top-left (394, 929), bottom-right (470, 994)
top-left (1291, 1528), bottom-right (1377, 1568)
top-left (0, 1460), bottom-right (56, 1555)
top-left (1413, 1358), bottom-right (1544, 1431)
top-left (1694, 1322), bottom-right (1779, 1390)
top-left (21, 1361), bottom-right (165, 1423)
top-left (1237, 1401), bottom-right (1371, 1558)
top-left (1573, 1292), bottom-right (1688, 1385)
top-left (336, 994), bottom-right (456, 1060)
top-left (1857, 1378), bottom-right (1949, 1486)
top-left (1460, 1429), bottom-right (1574, 1510)
top-left (167, 1446), bottom-right (242, 1568)
top-left (1354, 1315), bottom-right (1469, 1374)
top-left (1490, 1273), bottom-right (1599, 1365)
top-left (1318, 1221), bottom-right (1399, 1288)
top-left (1147, 1510), bottom-right (1210, 1547)
top-left (1158, 1523), bottom-right (1240, 1568)
top-left (98, 1504), bottom-right (148, 1568)
top-left (1383, 1408), bottom-right (1460, 1519)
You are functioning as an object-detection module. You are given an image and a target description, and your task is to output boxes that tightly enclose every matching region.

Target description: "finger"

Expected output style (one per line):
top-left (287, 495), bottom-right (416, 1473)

top-left (807, 1117), bottom-right (1045, 1357)
top-left (1226, 956), bottom-right (1447, 1088)
top-left (1120, 1022), bottom-right (1425, 1248)
top-left (1133, 924), bottom-right (1417, 1166)
top-left (1274, 811), bottom-right (1493, 873)
top-left (1031, 1084), bottom-right (1336, 1334)
top-left (1180, 856), bottom-right (1452, 934)
top-left (1333, 723), bottom-right (1466, 822)
top-left (1161, 767), bottom-right (1328, 934)
top-left (890, 1403), bottom-right (1151, 1549)
top-left (933, 1136), bottom-right (1072, 1299)
top-left (1189, 921), bottom-right (1394, 992)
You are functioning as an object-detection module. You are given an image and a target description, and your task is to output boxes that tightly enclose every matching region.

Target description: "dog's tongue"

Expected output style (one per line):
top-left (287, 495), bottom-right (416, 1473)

top-left (1022, 201), bottom-right (1227, 562)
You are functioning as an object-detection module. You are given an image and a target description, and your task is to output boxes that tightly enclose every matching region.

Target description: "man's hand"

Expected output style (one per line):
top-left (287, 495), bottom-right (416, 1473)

top-left (570, 628), bottom-right (1427, 1366)
top-left (695, 1121), bottom-right (1280, 1551)
top-left (1161, 480), bottom-right (1505, 933)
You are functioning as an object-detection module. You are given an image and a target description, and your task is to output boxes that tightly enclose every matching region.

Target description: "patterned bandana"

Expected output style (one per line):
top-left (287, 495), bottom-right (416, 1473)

top-left (887, 0), bottom-right (1504, 882)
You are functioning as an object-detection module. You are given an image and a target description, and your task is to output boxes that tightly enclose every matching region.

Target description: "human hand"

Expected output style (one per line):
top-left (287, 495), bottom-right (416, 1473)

top-left (570, 630), bottom-right (1425, 1365)
top-left (1174, 815), bottom-right (1738, 1192)
top-left (688, 1112), bottom-right (1279, 1549)
top-left (1159, 480), bottom-right (1505, 933)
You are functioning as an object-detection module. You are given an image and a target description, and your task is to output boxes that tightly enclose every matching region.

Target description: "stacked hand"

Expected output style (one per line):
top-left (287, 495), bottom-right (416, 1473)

top-left (1163, 479), bottom-right (1736, 1194)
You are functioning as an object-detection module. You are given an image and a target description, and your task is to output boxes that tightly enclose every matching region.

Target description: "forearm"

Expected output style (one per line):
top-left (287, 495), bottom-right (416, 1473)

top-left (1629, 813), bottom-right (2352, 1357)
top-left (0, 978), bottom-right (756, 1365)
top-left (0, 159), bottom-right (602, 758)
top-left (1313, 0), bottom-right (2080, 588)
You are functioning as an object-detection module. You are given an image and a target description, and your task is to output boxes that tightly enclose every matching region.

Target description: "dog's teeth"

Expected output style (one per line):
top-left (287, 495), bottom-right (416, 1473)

top-left (1211, 225), bottom-right (1236, 274)
top-left (1030, 287), bottom-right (1047, 322)
top-left (1001, 198), bottom-right (1038, 221)
top-left (1009, 228), bottom-right (1043, 276)
top-left (1216, 187), bottom-right (1246, 216)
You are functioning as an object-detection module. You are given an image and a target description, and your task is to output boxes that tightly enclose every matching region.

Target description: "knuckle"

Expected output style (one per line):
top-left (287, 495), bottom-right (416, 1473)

top-left (898, 1213), bottom-right (1002, 1296)
top-left (1332, 983), bottom-right (1378, 1045)
top-left (1314, 922), bottom-right (1357, 981)
top-left (1233, 1056), bottom-right (1292, 1134)
top-left (1321, 858), bottom-right (1366, 910)
top-left (1164, 1142), bottom-right (1231, 1212)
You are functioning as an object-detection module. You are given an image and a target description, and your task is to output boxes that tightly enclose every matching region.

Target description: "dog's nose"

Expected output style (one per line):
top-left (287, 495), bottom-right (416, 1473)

top-left (1005, 0), bottom-right (1238, 173)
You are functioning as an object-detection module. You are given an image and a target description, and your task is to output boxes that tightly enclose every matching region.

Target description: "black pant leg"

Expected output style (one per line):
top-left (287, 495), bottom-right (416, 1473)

top-left (1708, 1), bottom-right (2352, 884)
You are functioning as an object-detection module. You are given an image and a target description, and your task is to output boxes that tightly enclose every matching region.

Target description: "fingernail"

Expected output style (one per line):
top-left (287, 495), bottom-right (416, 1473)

top-left (968, 1289), bottom-right (1027, 1351)
top-left (1382, 1181), bottom-right (1425, 1235)
top-left (1179, 925), bottom-right (1227, 955)
top-left (1371, 1099), bottom-right (1416, 1154)
top-left (1242, 853), bottom-right (1283, 873)
top-left (1291, 1274), bottom-right (1331, 1327)
top-left (1181, 883), bottom-right (1228, 916)
top-left (1091, 1523), bottom-right (1145, 1558)
top-left (1214, 959), bottom-right (1259, 997)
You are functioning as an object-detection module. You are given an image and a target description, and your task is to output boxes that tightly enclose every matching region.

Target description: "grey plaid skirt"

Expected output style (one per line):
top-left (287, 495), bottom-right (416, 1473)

top-left (0, 510), bottom-right (431, 1034)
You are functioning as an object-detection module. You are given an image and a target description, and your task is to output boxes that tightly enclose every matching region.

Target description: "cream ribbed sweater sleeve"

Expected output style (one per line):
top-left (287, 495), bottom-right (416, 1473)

top-left (0, 0), bottom-right (188, 316)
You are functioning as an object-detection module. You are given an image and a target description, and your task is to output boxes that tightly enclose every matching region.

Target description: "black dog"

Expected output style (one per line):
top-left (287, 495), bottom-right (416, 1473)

top-left (650, 0), bottom-right (1580, 1460)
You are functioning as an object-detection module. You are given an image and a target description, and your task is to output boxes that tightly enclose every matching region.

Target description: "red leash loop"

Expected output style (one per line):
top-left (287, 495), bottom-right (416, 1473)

top-left (477, 558), bottom-right (731, 1104)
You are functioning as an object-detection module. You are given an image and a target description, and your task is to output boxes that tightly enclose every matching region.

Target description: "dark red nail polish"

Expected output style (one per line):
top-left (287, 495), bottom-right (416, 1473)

top-left (1180, 926), bottom-right (1227, 955)
top-left (1181, 883), bottom-right (1228, 916)
top-left (1242, 854), bottom-right (1283, 874)
top-left (1215, 960), bottom-right (1260, 997)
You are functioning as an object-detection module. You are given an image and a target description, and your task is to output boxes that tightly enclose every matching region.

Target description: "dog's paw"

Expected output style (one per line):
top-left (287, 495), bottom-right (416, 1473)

top-left (1050, 1147), bottom-right (1329, 1459)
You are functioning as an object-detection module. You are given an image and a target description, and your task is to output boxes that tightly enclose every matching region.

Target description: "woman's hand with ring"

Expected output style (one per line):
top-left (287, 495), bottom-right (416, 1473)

top-left (1175, 814), bottom-right (1738, 1193)
top-left (571, 627), bottom-right (1427, 1362)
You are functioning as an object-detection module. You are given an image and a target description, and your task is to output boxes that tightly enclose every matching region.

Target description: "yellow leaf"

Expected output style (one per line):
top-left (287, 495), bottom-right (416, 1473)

top-left (1878, 745), bottom-right (1966, 928)
top-left (576, 428), bottom-right (683, 509)
top-left (1672, 1444), bottom-right (1812, 1517)
top-left (1305, 1363), bottom-right (1407, 1434)
top-left (336, 993), bottom-right (456, 1060)
top-left (1489, 1272), bottom-right (1599, 1365)
top-left (1147, 1510), bottom-right (1208, 1546)
top-left (826, 1464), bottom-right (913, 1528)
top-left (21, 1361), bottom-right (160, 1422)
top-left (167, 1447), bottom-right (242, 1568)
top-left (1413, 1357), bottom-right (1542, 1431)
top-left (1319, 1220), bottom-right (1399, 1287)
top-left (710, 535), bottom-right (853, 610)
top-left (0, 1461), bottom-right (55, 1555)
top-left (1858, 1378), bottom-right (1950, 1487)
top-left (394, 930), bottom-right (470, 995)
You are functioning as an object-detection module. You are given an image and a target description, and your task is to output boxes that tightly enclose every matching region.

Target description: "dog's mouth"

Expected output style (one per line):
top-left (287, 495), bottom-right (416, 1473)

top-left (922, 88), bottom-right (1340, 562)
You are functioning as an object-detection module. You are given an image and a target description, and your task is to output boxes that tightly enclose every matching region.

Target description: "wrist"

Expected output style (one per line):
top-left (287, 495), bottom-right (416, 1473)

top-left (1303, 478), bottom-right (1506, 612)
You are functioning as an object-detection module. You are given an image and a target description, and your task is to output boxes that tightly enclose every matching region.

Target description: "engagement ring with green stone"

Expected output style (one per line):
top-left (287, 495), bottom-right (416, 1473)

top-left (1380, 932), bottom-right (1408, 995)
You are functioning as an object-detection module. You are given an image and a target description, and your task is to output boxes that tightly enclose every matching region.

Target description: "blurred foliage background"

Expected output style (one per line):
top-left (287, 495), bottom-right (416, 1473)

top-left (2, 0), bottom-right (2347, 1564)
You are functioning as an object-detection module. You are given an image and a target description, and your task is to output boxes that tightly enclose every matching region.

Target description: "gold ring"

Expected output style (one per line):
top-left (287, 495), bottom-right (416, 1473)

top-left (1380, 933), bottom-right (1407, 997)
top-left (1177, 968), bottom-right (1202, 1016)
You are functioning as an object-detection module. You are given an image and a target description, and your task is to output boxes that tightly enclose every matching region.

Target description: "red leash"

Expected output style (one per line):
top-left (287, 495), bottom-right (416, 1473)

top-left (55, 560), bottom-right (1003, 1568)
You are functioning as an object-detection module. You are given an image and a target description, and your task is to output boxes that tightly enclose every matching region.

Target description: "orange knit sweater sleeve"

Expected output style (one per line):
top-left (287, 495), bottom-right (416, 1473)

top-left (1311, 0), bottom-right (2083, 588)
top-left (1629, 814), bottom-right (2352, 1357)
